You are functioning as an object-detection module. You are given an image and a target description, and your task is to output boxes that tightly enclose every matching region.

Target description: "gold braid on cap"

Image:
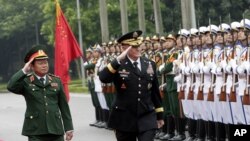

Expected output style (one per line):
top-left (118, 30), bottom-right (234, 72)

top-left (121, 38), bottom-right (143, 46)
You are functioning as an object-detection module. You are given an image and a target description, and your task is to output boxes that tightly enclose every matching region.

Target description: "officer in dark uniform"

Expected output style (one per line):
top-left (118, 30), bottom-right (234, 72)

top-left (7, 45), bottom-right (74, 141)
top-left (99, 30), bottom-right (164, 141)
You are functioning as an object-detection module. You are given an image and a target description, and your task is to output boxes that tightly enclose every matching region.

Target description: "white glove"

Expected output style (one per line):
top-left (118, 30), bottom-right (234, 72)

top-left (174, 75), bottom-right (182, 82)
top-left (159, 63), bottom-right (165, 72)
top-left (192, 66), bottom-right (199, 74)
top-left (225, 65), bottom-right (232, 74)
top-left (117, 46), bottom-right (132, 62)
top-left (203, 66), bottom-right (210, 74)
top-left (216, 67), bottom-right (223, 74)
top-left (184, 67), bottom-right (191, 74)
top-left (237, 65), bottom-right (245, 75)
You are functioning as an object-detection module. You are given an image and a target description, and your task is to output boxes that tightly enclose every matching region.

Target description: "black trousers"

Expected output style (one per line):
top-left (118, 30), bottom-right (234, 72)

top-left (28, 134), bottom-right (64, 141)
top-left (115, 129), bottom-right (156, 141)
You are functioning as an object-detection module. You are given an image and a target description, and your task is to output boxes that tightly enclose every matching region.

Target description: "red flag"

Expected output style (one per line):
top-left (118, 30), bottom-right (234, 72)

top-left (54, 1), bottom-right (83, 101)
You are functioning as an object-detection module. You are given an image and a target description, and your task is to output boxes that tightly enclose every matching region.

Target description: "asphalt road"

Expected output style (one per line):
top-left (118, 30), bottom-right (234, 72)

top-left (0, 93), bottom-right (116, 141)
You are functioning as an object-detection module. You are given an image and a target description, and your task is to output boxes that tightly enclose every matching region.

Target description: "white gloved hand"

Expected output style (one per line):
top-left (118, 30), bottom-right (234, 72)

top-left (237, 65), bottom-right (245, 75)
top-left (216, 67), bottom-right (223, 74)
top-left (192, 66), bottom-right (199, 74)
top-left (184, 67), bottom-right (191, 74)
top-left (117, 46), bottom-right (132, 62)
top-left (203, 66), bottom-right (210, 74)
top-left (225, 65), bottom-right (232, 74)
top-left (159, 63), bottom-right (165, 72)
top-left (174, 75), bottom-right (182, 82)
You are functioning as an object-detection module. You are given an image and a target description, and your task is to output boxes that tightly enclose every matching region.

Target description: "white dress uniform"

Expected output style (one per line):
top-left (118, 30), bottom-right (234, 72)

top-left (191, 47), bottom-right (203, 120)
top-left (221, 45), bottom-right (235, 124)
top-left (231, 42), bottom-right (247, 124)
top-left (181, 46), bottom-right (194, 119)
top-left (94, 57), bottom-right (109, 110)
top-left (211, 44), bottom-right (225, 123)
top-left (201, 47), bottom-right (214, 121)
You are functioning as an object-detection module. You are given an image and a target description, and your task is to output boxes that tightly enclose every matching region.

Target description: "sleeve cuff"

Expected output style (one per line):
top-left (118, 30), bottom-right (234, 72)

top-left (107, 59), bottom-right (121, 73)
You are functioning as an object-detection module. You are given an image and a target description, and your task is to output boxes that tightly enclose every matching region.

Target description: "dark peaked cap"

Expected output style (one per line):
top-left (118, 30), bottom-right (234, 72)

top-left (24, 45), bottom-right (49, 63)
top-left (117, 30), bottom-right (143, 47)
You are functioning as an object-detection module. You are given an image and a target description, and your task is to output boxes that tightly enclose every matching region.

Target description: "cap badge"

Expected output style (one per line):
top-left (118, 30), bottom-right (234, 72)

top-left (133, 32), bottom-right (138, 38)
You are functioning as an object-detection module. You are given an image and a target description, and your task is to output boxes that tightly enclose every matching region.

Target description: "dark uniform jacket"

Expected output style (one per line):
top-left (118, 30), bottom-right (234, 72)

top-left (99, 56), bottom-right (163, 132)
top-left (7, 70), bottom-right (73, 136)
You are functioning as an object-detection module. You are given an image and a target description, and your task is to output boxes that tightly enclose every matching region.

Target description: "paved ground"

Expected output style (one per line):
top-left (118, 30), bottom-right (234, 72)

top-left (0, 93), bottom-right (116, 141)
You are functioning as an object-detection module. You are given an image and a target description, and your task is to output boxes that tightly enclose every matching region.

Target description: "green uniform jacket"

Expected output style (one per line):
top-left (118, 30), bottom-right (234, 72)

top-left (7, 70), bottom-right (73, 136)
top-left (160, 53), bottom-right (178, 92)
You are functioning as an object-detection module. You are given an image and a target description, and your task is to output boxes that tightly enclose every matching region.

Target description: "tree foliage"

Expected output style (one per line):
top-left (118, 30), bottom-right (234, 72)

top-left (0, 0), bottom-right (250, 82)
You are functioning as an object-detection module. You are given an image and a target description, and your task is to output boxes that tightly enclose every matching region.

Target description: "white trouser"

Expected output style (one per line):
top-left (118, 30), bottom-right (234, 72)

top-left (96, 92), bottom-right (109, 110)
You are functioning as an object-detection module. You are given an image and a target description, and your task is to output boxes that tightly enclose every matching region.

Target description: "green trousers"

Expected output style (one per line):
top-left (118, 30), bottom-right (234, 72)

top-left (28, 134), bottom-right (64, 141)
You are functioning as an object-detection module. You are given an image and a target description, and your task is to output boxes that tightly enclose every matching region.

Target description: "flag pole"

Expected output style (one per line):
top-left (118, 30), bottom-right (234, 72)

top-left (76, 0), bottom-right (86, 87)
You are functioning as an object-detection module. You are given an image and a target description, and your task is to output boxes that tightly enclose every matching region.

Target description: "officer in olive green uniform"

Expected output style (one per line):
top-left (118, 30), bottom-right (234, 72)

top-left (159, 34), bottom-right (181, 140)
top-left (7, 45), bottom-right (74, 141)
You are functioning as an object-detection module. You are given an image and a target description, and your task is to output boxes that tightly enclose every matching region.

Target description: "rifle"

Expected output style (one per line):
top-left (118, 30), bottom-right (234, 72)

top-left (207, 18), bottom-right (215, 101)
top-left (187, 33), bottom-right (194, 100)
top-left (242, 16), bottom-right (250, 105)
top-left (197, 23), bottom-right (204, 100)
top-left (178, 27), bottom-right (185, 100)
top-left (228, 14), bottom-right (237, 102)
top-left (219, 17), bottom-right (227, 101)
top-left (159, 44), bottom-right (165, 98)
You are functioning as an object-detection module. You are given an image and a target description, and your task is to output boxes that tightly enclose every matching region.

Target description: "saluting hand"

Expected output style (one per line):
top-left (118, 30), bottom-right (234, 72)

top-left (117, 46), bottom-right (132, 62)
top-left (22, 57), bottom-right (34, 74)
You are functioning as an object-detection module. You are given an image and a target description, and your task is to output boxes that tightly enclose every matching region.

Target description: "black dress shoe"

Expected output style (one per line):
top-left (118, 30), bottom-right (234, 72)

top-left (195, 138), bottom-right (205, 141)
top-left (159, 133), bottom-right (174, 140)
top-left (156, 132), bottom-right (166, 139)
top-left (184, 136), bottom-right (195, 141)
top-left (169, 134), bottom-right (186, 141)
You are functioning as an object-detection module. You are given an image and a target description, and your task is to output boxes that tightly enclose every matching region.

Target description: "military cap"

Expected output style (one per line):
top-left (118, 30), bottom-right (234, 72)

top-left (92, 44), bottom-right (103, 53)
top-left (166, 34), bottom-right (176, 41)
top-left (177, 29), bottom-right (189, 38)
top-left (190, 28), bottom-right (199, 36)
top-left (198, 26), bottom-right (208, 34)
top-left (24, 44), bottom-right (48, 63)
top-left (117, 30), bottom-right (143, 47)
top-left (218, 23), bottom-right (231, 33)
top-left (101, 42), bottom-right (107, 46)
top-left (86, 47), bottom-right (93, 52)
top-left (240, 19), bottom-right (250, 30)
top-left (160, 36), bottom-right (166, 42)
top-left (205, 24), bottom-right (219, 34)
top-left (151, 35), bottom-right (160, 41)
top-left (231, 21), bottom-right (241, 31)
top-left (144, 36), bottom-right (151, 42)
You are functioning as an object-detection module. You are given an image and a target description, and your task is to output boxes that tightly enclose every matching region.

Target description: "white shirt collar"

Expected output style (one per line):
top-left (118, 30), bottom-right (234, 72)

top-left (127, 56), bottom-right (141, 70)
top-left (34, 74), bottom-right (46, 83)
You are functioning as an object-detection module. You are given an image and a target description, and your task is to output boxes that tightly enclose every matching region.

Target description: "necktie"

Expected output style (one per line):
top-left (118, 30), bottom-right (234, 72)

top-left (133, 62), bottom-right (141, 74)
top-left (40, 78), bottom-right (45, 85)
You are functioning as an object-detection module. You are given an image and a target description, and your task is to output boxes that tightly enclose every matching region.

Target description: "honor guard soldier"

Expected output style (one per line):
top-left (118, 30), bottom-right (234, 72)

top-left (158, 34), bottom-right (182, 140)
top-left (84, 47), bottom-right (101, 127)
top-left (99, 30), bottom-right (164, 141)
top-left (171, 29), bottom-right (190, 141)
top-left (92, 44), bottom-right (109, 128)
top-left (229, 21), bottom-right (247, 126)
top-left (7, 45), bottom-right (74, 141)
top-left (237, 19), bottom-right (250, 125)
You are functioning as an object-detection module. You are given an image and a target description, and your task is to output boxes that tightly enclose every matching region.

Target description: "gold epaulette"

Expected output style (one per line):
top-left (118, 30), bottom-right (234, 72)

top-left (48, 73), bottom-right (60, 78)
